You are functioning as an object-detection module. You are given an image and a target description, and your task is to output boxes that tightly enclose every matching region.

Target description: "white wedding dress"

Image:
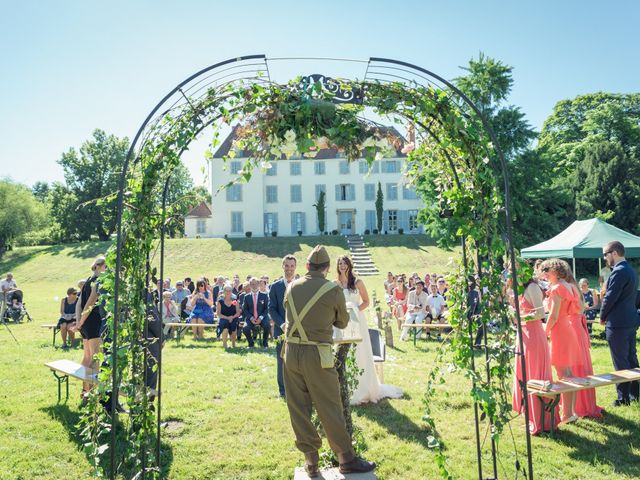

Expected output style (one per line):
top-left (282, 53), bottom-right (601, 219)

top-left (335, 285), bottom-right (404, 405)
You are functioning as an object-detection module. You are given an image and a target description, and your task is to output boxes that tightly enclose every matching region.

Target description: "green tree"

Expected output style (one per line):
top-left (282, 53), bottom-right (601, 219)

top-left (313, 189), bottom-right (326, 233)
top-left (0, 179), bottom-right (47, 257)
top-left (162, 162), bottom-right (211, 238)
top-left (375, 181), bottom-right (383, 232)
top-left (573, 141), bottom-right (640, 234)
top-left (58, 129), bottom-right (129, 241)
top-left (31, 181), bottom-right (50, 202)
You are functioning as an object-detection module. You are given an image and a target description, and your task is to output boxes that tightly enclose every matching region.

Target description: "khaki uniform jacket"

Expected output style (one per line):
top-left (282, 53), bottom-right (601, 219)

top-left (284, 271), bottom-right (349, 343)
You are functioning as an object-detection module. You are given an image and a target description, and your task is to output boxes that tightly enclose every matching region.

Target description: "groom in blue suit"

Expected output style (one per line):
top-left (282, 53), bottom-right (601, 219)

top-left (242, 277), bottom-right (270, 348)
top-left (600, 241), bottom-right (640, 406)
top-left (268, 254), bottom-right (297, 398)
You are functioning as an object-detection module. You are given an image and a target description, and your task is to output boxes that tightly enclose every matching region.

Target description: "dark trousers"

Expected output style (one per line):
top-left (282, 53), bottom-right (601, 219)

top-left (243, 318), bottom-right (270, 347)
top-left (276, 339), bottom-right (285, 397)
top-left (606, 326), bottom-right (640, 401)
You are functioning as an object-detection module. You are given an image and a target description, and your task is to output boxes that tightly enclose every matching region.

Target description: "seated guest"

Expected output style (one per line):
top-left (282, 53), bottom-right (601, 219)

top-left (384, 272), bottom-right (395, 296)
top-left (408, 276), bottom-right (416, 291)
top-left (217, 284), bottom-right (241, 348)
top-left (579, 278), bottom-right (599, 334)
top-left (188, 279), bottom-right (214, 340)
top-left (163, 278), bottom-right (172, 291)
top-left (259, 278), bottom-right (269, 294)
top-left (400, 281), bottom-right (428, 341)
top-left (425, 283), bottom-right (447, 340)
top-left (436, 277), bottom-right (448, 299)
top-left (171, 281), bottom-right (190, 309)
top-left (212, 276), bottom-right (226, 302)
top-left (159, 290), bottom-right (181, 337)
top-left (242, 277), bottom-right (269, 348)
top-left (391, 276), bottom-right (409, 331)
top-left (184, 277), bottom-right (195, 293)
top-left (58, 287), bottom-right (79, 349)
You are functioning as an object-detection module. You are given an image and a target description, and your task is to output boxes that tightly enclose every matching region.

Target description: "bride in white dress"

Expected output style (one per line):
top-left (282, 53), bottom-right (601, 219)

top-left (334, 255), bottom-right (403, 405)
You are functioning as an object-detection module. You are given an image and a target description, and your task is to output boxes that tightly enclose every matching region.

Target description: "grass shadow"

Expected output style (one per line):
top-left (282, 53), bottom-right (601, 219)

top-left (226, 235), bottom-right (347, 258)
top-left (553, 410), bottom-right (640, 477)
top-left (354, 399), bottom-right (432, 451)
top-left (41, 403), bottom-right (174, 479)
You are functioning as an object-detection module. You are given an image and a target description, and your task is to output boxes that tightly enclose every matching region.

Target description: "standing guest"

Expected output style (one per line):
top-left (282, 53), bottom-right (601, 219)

top-left (163, 278), bottom-right (172, 291)
top-left (73, 257), bottom-right (107, 399)
top-left (236, 282), bottom-right (249, 341)
top-left (188, 280), bottom-right (214, 340)
top-left (600, 241), bottom-right (640, 406)
top-left (579, 278), bottom-right (599, 334)
top-left (425, 283), bottom-right (447, 340)
top-left (565, 272), bottom-right (603, 417)
top-left (512, 274), bottom-right (560, 434)
top-left (159, 291), bottom-right (180, 337)
top-left (391, 277), bottom-right (408, 331)
top-left (1, 272), bottom-right (17, 319)
top-left (171, 281), bottom-right (190, 309)
top-left (242, 277), bottom-right (270, 348)
top-left (184, 277), bottom-right (195, 294)
top-left (217, 284), bottom-right (241, 349)
top-left (540, 259), bottom-right (581, 423)
top-left (269, 254), bottom-right (297, 398)
top-left (400, 280), bottom-right (428, 341)
top-left (599, 264), bottom-right (612, 292)
top-left (58, 287), bottom-right (79, 349)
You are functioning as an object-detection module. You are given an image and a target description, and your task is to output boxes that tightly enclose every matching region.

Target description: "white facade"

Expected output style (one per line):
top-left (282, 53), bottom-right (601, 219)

top-left (186, 151), bottom-right (424, 238)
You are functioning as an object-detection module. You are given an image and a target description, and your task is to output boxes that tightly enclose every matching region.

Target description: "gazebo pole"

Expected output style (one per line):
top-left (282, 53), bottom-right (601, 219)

top-left (572, 258), bottom-right (576, 277)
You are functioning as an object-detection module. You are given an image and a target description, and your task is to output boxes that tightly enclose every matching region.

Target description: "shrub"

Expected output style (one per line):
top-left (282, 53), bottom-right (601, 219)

top-left (398, 228), bottom-right (404, 235)
top-left (297, 230), bottom-right (303, 237)
top-left (324, 231), bottom-right (328, 235)
top-left (372, 229), bottom-right (379, 235)
top-left (245, 231), bottom-right (252, 238)
top-left (364, 229), bottom-right (370, 235)
top-left (224, 234), bottom-right (228, 239)
top-left (271, 231), bottom-right (278, 237)
top-left (331, 229), bottom-right (339, 236)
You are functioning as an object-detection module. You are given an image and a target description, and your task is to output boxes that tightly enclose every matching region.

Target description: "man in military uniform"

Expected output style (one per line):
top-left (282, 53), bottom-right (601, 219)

top-left (283, 245), bottom-right (375, 477)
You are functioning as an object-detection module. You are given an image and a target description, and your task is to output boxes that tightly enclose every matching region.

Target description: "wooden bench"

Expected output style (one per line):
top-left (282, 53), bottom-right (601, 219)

top-left (528, 367), bottom-right (640, 437)
top-left (45, 359), bottom-right (159, 404)
top-left (401, 323), bottom-right (451, 347)
top-left (45, 359), bottom-right (97, 402)
top-left (41, 324), bottom-right (60, 347)
top-left (369, 329), bottom-right (385, 382)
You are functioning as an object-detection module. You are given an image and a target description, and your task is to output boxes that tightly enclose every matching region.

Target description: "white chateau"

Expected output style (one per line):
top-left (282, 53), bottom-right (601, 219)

top-left (185, 127), bottom-right (424, 238)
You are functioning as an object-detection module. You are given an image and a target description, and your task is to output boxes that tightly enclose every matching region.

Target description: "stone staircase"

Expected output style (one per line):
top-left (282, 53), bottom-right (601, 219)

top-left (345, 234), bottom-right (379, 277)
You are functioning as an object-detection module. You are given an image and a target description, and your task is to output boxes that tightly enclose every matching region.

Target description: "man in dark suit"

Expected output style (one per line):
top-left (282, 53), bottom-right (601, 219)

top-left (600, 241), bottom-right (640, 406)
top-left (242, 277), bottom-right (270, 348)
top-left (268, 254), bottom-right (297, 398)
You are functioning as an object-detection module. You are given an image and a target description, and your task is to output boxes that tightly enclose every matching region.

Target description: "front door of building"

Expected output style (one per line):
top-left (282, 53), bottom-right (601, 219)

top-left (338, 210), bottom-right (354, 235)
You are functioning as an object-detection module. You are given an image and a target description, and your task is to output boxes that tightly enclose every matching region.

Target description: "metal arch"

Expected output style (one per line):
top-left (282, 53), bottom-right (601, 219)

top-left (112, 54), bottom-right (533, 480)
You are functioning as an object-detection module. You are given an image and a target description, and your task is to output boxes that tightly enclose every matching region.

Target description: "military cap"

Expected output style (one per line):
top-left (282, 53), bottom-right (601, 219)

top-left (307, 245), bottom-right (330, 265)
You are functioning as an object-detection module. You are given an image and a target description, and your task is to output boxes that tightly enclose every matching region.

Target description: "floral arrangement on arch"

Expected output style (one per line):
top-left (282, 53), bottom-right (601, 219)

top-left (227, 80), bottom-right (405, 168)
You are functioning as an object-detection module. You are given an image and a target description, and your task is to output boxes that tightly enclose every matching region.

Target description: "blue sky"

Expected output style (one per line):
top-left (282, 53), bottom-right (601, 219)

top-left (1, 0), bottom-right (638, 187)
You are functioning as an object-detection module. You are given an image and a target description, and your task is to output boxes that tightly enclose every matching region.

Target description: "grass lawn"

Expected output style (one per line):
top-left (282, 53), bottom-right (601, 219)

top-left (0, 237), bottom-right (639, 479)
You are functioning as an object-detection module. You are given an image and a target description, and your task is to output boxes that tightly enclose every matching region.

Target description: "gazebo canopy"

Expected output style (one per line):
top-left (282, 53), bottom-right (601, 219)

top-left (521, 218), bottom-right (640, 259)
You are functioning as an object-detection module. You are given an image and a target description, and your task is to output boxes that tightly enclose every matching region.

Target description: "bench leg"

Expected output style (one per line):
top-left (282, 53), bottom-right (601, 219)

top-left (537, 395), bottom-right (561, 438)
top-left (53, 327), bottom-right (59, 347)
top-left (52, 371), bottom-right (69, 403)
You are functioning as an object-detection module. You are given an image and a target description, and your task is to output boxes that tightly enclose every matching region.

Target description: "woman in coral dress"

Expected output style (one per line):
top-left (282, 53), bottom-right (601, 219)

top-left (512, 278), bottom-right (560, 434)
top-left (540, 259), bottom-right (581, 423)
top-left (566, 274), bottom-right (603, 417)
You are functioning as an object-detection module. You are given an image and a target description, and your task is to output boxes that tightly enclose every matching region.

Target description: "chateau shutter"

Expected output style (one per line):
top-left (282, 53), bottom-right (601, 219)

top-left (273, 213), bottom-right (278, 234)
top-left (399, 210), bottom-right (409, 231)
top-left (301, 213), bottom-right (306, 234)
top-left (335, 185), bottom-right (341, 201)
top-left (348, 184), bottom-right (355, 201)
top-left (291, 212), bottom-right (296, 235)
top-left (383, 210), bottom-right (389, 232)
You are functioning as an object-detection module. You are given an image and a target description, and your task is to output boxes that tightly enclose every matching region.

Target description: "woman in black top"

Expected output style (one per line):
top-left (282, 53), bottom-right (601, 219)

top-left (216, 284), bottom-right (241, 349)
top-left (58, 287), bottom-right (79, 349)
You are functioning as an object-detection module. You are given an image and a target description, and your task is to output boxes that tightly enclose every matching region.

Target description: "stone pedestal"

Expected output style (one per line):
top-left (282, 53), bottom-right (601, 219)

top-left (293, 467), bottom-right (377, 480)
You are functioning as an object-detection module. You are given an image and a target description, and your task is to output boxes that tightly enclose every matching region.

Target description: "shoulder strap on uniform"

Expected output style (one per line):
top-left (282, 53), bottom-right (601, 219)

top-left (286, 282), bottom-right (336, 342)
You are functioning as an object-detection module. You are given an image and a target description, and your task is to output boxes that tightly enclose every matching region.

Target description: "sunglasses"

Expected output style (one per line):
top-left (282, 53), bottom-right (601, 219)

top-left (541, 267), bottom-right (550, 273)
top-left (603, 250), bottom-right (613, 258)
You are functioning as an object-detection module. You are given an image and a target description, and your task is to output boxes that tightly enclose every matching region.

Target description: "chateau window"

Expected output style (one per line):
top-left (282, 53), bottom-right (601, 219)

top-left (226, 184), bottom-right (242, 202)
top-left (290, 162), bottom-right (302, 176)
top-left (266, 185), bottom-right (278, 203)
top-left (231, 212), bottom-right (243, 233)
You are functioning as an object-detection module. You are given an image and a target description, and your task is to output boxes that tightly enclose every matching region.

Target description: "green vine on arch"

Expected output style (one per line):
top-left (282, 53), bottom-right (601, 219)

top-left (81, 75), bottom-right (521, 479)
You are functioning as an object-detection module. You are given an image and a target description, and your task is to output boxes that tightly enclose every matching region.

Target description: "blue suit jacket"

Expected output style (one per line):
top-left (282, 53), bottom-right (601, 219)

top-left (242, 291), bottom-right (269, 323)
top-left (268, 278), bottom-right (287, 338)
top-left (600, 260), bottom-right (640, 329)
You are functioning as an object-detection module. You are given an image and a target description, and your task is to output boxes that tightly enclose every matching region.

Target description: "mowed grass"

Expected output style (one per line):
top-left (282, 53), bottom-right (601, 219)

top-left (0, 237), bottom-right (639, 479)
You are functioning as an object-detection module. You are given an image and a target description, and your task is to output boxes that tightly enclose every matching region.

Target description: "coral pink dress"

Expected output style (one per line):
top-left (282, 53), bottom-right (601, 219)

top-left (393, 288), bottom-right (408, 315)
top-left (546, 283), bottom-right (580, 372)
top-left (513, 287), bottom-right (560, 434)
